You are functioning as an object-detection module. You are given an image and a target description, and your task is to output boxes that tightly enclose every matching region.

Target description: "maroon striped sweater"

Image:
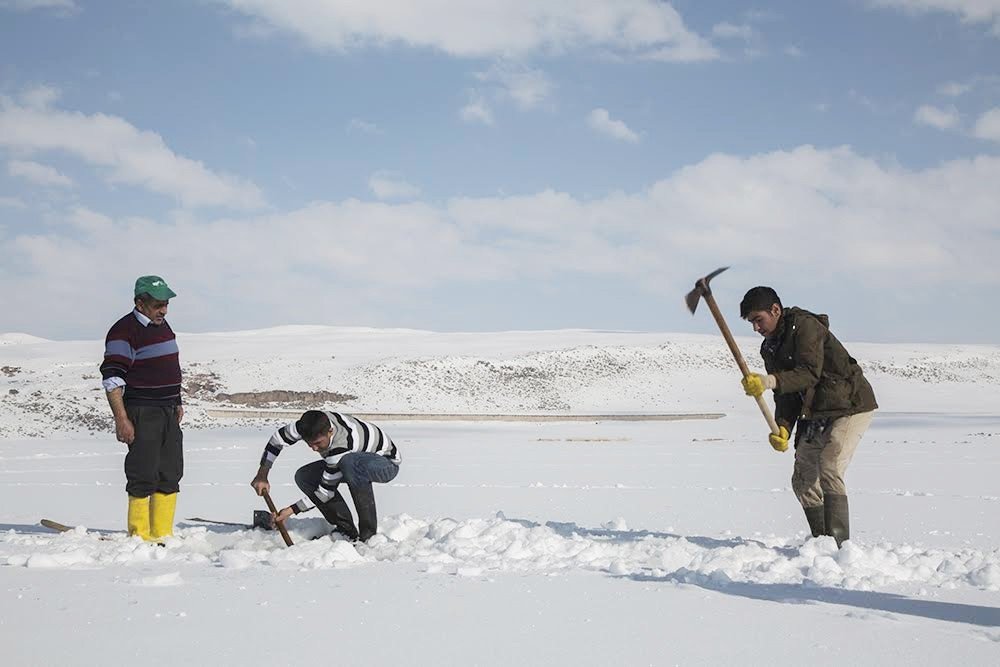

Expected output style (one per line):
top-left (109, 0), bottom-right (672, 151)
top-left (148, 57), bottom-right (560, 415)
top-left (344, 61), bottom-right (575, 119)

top-left (100, 311), bottom-right (182, 406)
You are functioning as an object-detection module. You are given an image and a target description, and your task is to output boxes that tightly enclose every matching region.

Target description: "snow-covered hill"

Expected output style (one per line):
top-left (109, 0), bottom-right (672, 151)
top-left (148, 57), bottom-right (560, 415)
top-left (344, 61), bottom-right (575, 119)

top-left (2, 326), bottom-right (999, 437)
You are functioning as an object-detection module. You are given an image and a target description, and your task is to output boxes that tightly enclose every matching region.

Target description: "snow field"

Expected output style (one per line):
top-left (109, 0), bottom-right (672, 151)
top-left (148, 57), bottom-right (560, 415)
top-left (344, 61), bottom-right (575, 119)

top-left (2, 328), bottom-right (999, 664)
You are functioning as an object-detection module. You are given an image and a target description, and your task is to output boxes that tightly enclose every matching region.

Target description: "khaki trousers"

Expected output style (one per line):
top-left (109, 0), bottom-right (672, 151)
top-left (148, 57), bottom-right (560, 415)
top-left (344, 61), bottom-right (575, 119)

top-left (791, 411), bottom-right (874, 508)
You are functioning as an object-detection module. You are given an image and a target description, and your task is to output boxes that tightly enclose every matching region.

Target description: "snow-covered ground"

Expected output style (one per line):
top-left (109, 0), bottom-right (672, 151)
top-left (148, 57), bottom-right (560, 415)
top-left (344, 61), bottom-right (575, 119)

top-left (2, 327), bottom-right (999, 664)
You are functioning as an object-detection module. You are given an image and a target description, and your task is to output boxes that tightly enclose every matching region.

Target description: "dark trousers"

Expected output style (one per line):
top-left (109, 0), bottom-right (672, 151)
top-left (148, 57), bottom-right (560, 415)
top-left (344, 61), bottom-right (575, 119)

top-left (124, 405), bottom-right (183, 497)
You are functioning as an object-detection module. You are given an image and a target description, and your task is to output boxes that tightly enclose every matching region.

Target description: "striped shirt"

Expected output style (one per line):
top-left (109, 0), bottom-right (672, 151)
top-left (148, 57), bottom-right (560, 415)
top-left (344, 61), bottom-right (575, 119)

top-left (260, 411), bottom-right (401, 514)
top-left (99, 309), bottom-right (182, 406)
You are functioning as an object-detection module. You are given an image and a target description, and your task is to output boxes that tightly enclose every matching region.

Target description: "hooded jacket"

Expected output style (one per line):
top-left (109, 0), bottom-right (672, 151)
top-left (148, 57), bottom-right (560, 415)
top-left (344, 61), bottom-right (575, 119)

top-left (761, 306), bottom-right (877, 429)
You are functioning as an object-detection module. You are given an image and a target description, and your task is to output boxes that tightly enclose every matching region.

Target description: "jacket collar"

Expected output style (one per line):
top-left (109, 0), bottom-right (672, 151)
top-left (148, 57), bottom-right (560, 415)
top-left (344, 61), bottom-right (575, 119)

top-left (768, 308), bottom-right (790, 342)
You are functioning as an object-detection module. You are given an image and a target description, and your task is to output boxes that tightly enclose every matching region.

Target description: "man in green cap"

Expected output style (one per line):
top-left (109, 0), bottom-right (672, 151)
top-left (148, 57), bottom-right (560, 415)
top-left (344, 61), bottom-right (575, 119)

top-left (99, 276), bottom-right (184, 541)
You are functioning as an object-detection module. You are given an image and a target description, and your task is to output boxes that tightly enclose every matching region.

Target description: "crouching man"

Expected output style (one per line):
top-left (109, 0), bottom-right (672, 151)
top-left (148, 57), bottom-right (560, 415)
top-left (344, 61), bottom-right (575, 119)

top-left (740, 286), bottom-right (877, 547)
top-left (250, 410), bottom-right (401, 542)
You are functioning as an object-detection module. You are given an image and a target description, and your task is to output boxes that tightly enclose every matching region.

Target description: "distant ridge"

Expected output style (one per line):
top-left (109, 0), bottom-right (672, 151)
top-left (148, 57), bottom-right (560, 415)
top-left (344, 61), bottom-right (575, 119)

top-left (204, 409), bottom-right (727, 422)
top-left (0, 333), bottom-right (50, 345)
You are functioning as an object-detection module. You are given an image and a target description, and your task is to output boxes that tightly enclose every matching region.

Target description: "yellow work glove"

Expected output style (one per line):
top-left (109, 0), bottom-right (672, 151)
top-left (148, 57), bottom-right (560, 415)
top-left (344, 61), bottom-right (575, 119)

top-left (768, 425), bottom-right (790, 452)
top-left (741, 373), bottom-right (776, 397)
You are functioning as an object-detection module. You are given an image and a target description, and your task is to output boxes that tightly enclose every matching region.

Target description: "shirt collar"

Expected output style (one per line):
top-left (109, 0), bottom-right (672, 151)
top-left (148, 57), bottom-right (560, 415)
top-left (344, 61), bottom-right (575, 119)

top-left (132, 308), bottom-right (151, 327)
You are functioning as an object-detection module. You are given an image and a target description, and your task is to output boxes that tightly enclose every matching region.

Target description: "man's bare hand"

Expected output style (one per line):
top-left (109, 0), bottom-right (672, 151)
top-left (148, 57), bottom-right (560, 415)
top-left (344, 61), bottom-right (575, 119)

top-left (115, 418), bottom-right (135, 445)
top-left (176, 406), bottom-right (184, 424)
top-left (250, 475), bottom-right (270, 496)
top-left (273, 506), bottom-right (294, 524)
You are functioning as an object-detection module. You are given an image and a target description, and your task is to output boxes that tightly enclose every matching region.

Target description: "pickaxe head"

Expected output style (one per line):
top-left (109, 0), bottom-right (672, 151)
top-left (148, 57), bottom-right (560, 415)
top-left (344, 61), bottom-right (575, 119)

top-left (685, 267), bottom-right (729, 314)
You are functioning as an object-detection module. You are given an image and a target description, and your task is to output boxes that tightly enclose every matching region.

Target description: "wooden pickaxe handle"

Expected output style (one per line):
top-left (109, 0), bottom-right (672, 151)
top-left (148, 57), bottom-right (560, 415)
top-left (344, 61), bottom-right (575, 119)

top-left (702, 292), bottom-right (781, 436)
top-left (262, 490), bottom-right (294, 547)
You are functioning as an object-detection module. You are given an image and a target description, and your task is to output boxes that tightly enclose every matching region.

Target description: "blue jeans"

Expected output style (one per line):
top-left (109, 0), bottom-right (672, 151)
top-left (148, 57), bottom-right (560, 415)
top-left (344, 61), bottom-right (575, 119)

top-left (294, 452), bottom-right (399, 496)
top-left (295, 453), bottom-right (398, 541)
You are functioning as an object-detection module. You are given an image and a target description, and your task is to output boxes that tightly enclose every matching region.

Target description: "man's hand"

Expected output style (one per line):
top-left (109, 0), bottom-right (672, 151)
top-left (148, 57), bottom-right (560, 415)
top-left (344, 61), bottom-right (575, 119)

top-left (768, 425), bottom-right (790, 452)
top-left (273, 506), bottom-right (294, 524)
top-left (742, 373), bottom-right (777, 397)
top-left (115, 417), bottom-right (135, 445)
top-left (250, 475), bottom-right (270, 496)
top-left (176, 406), bottom-right (184, 424)
top-left (106, 387), bottom-right (133, 444)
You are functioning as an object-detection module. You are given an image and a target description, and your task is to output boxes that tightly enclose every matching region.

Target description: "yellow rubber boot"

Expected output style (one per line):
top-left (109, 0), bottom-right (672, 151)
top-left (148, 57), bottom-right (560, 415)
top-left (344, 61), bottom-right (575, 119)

top-left (127, 495), bottom-right (151, 540)
top-left (150, 492), bottom-right (178, 541)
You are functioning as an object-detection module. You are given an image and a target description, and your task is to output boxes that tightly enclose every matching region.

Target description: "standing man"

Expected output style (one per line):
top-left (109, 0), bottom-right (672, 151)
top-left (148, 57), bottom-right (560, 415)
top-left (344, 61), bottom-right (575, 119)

top-left (739, 286), bottom-right (877, 546)
top-left (100, 276), bottom-right (183, 541)
top-left (250, 410), bottom-right (401, 542)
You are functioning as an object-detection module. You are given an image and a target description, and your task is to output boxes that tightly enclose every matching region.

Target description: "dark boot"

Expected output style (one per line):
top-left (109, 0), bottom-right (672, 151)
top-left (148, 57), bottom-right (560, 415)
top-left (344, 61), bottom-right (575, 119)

top-left (803, 505), bottom-right (825, 538)
top-left (316, 492), bottom-right (359, 542)
top-left (824, 494), bottom-right (850, 547)
top-left (351, 483), bottom-right (378, 542)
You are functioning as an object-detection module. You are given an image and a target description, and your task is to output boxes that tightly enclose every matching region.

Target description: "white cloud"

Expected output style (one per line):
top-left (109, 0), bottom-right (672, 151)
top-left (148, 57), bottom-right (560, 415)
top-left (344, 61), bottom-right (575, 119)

top-left (936, 75), bottom-right (1000, 97)
top-left (914, 104), bottom-right (960, 129)
top-left (460, 95), bottom-right (495, 125)
top-left (0, 196), bottom-right (26, 208)
top-left (7, 159), bottom-right (75, 187)
top-left (973, 107), bottom-right (1000, 141)
top-left (784, 45), bottom-right (803, 57)
top-left (0, 97), bottom-right (265, 209)
top-left (213, 0), bottom-right (719, 62)
top-left (849, 89), bottom-right (882, 113)
top-left (2, 146), bottom-right (999, 337)
top-left (476, 62), bottom-right (553, 110)
top-left (368, 171), bottom-right (421, 200)
top-left (587, 108), bottom-right (640, 143)
top-left (65, 206), bottom-right (113, 234)
top-left (938, 80), bottom-right (974, 96)
top-left (870, 0), bottom-right (1000, 35)
top-left (449, 146), bottom-right (1000, 287)
top-left (348, 118), bottom-right (383, 135)
top-left (712, 22), bottom-right (755, 40)
top-left (18, 85), bottom-right (61, 109)
top-left (0, 0), bottom-right (77, 13)
top-left (746, 9), bottom-right (781, 22)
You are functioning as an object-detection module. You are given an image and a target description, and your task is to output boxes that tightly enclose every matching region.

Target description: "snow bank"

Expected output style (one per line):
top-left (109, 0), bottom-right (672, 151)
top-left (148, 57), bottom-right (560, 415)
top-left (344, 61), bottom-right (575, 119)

top-left (4, 515), bottom-right (998, 593)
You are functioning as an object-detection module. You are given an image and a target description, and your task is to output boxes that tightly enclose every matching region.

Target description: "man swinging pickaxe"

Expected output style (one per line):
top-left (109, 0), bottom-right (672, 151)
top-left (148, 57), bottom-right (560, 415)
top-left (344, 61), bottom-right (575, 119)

top-left (685, 267), bottom-right (783, 450)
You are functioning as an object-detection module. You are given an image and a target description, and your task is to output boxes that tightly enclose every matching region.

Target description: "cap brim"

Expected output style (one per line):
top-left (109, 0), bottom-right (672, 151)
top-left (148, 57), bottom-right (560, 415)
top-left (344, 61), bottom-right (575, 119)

top-left (146, 286), bottom-right (177, 300)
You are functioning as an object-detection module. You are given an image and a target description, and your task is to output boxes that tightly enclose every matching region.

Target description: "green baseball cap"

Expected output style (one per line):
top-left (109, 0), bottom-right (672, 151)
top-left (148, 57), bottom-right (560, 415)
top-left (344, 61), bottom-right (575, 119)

top-left (134, 275), bottom-right (177, 300)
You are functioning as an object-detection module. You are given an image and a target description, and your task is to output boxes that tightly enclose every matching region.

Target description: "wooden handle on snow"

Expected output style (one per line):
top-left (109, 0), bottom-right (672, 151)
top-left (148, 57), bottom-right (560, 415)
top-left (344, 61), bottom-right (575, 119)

top-left (702, 293), bottom-right (781, 436)
top-left (262, 491), bottom-right (294, 547)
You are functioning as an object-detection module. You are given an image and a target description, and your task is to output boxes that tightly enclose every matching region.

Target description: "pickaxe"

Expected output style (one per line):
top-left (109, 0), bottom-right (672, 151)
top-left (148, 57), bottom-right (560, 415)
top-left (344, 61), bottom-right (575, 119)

top-left (685, 267), bottom-right (781, 440)
top-left (261, 490), bottom-right (294, 547)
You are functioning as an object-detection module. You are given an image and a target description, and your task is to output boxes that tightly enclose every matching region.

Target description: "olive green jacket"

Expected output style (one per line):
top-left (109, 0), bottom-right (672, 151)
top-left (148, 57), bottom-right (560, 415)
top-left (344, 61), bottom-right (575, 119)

top-left (760, 306), bottom-right (877, 429)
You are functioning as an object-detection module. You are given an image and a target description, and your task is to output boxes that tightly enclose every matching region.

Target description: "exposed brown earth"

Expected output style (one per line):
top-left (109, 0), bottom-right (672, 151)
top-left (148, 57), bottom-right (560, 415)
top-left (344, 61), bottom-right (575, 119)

top-left (214, 390), bottom-right (358, 407)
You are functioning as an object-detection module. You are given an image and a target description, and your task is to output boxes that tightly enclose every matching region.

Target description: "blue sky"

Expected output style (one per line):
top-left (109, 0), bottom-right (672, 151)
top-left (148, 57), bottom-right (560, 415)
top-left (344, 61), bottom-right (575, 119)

top-left (1, 0), bottom-right (999, 343)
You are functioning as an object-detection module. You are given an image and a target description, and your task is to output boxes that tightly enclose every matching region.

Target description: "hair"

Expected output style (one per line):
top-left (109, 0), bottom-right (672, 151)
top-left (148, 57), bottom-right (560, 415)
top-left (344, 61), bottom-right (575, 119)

top-left (740, 286), bottom-right (782, 319)
top-left (134, 292), bottom-right (169, 306)
top-left (296, 410), bottom-right (331, 440)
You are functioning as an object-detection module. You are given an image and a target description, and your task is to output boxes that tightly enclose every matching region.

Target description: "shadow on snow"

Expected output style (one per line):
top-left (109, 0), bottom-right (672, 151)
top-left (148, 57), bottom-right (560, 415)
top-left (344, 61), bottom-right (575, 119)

top-left (508, 517), bottom-right (1000, 628)
top-left (628, 572), bottom-right (1000, 627)
top-left (506, 516), bottom-right (797, 555)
